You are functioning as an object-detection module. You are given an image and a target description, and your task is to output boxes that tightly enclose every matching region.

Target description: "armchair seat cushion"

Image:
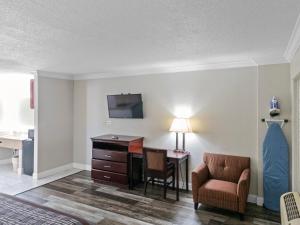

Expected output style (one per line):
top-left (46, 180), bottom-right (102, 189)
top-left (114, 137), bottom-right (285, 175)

top-left (198, 179), bottom-right (238, 211)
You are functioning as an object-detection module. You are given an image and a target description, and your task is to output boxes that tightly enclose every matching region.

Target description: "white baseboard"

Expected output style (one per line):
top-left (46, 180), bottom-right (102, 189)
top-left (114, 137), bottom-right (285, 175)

top-left (256, 196), bottom-right (264, 206)
top-left (247, 194), bottom-right (264, 205)
top-left (33, 163), bottom-right (74, 180)
top-left (73, 163), bottom-right (91, 171)
top-left (247, 194), bottom-right (257, 204)
top-left (0, 158), bottom-right (11, 165)
top-left (32, 172), bottom-right (38, 179)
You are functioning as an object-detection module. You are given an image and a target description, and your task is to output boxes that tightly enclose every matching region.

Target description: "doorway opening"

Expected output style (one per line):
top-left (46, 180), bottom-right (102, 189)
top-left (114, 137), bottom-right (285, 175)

top-left (0, 73), bottom-right (35, 195)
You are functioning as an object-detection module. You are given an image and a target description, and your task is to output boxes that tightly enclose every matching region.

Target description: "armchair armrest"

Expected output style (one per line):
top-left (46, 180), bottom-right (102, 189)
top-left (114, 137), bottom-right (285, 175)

top-left (192, 163), bottom-right (209, 202)
top-left (237, 168), bottom-right (250, 213)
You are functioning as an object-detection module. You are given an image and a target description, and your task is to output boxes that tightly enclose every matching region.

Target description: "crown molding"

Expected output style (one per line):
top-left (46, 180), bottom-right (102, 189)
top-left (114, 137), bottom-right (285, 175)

top-left (37, 56), bottom-right (289, 81)
top-left (284, 13), bottom-right (300, 62)
top-left (73, 59), bottom-right (257, 80)
top-left (252, 56), bottom-right (289, 66)
top-left (37, 70), bottom-right (74, 80)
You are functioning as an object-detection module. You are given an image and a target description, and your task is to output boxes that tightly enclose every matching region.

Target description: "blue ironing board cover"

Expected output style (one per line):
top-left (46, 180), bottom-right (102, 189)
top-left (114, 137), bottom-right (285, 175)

top-left (263, 122), bottom-right (289, 211)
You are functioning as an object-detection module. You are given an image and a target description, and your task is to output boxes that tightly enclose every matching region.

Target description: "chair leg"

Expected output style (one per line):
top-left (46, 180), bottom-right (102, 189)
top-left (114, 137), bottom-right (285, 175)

top-left (194, 203), bottom-right (199, 210)
top-left (172, 171), bottom-right (175, 190)
top-left (163, 178), bottom-right (167, 199)
top-left (239, 213), bottom-right (244, 221)
top-left (151, 177), bottom-right (154, 187)
top-left (144, 178), bottom-right (148, 195)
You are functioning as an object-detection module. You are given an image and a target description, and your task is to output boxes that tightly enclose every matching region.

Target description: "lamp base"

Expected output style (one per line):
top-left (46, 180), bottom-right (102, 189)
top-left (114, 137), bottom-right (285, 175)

top-left (173, 149), bottom-right (185, 153)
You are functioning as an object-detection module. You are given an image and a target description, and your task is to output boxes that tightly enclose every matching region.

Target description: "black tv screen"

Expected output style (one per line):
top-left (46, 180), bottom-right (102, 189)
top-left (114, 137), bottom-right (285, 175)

top-left (107, 94), bottom-right (143, 118)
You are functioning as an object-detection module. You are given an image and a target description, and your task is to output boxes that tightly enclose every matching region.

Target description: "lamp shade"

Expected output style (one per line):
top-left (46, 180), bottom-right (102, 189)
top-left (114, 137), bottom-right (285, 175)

top-left (169, 118), bottom-right (192, 133)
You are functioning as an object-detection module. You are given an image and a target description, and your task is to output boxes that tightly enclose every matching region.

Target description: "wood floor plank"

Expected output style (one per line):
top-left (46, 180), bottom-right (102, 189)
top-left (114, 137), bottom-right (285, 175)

top-left (49, 180), bottom-right (88, 192)
top-left (45, 195), bottom-right (156, 225)
top-left (16, 171), bottom-right (280, 225)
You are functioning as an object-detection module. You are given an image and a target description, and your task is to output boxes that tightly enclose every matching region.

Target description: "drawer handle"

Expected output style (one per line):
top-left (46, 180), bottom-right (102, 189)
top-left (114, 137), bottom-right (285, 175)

top-left (103, 176), bottom-right (111, 179)
top-left (104, 165), bottom-right (111, 168)
top-left (104, 155), bottom-right (111, 158)
top-left (0, 141), bottom-right (2, 143)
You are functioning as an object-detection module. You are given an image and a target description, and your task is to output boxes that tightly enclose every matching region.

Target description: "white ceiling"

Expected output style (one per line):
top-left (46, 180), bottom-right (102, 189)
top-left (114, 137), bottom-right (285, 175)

top-left (1, 0), bottom-right (300, 78)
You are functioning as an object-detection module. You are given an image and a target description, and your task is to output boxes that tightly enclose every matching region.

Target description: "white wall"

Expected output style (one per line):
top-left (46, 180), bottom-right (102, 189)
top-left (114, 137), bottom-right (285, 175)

top-left (291, 48), bottom-right (300, 79)
top-left (74, 67), bottom-right (261, 195)
top-left (0, 74), bottom-right (34, 160)
top-left (72, 64), bottom-right (292, 198)
top-left (37, 73), bottom-right (74, 173)
top-left (291, 48), bottom-right (300, 192)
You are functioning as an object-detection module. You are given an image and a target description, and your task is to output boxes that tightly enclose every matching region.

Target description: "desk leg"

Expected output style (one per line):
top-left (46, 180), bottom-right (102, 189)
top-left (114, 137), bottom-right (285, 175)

top-left (17, 149), bottom-right (23, 175)
top-left (129, 153), bottom-right (133, 189)
top-left (176, 159), bottom-right (179, 201)
top-left (186, 157), bottom-right (189, 191)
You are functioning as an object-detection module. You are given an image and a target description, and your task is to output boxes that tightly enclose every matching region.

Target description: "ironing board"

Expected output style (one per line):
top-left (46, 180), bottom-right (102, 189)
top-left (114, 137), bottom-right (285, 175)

top-left (263, 122), bottom-right (289, 211)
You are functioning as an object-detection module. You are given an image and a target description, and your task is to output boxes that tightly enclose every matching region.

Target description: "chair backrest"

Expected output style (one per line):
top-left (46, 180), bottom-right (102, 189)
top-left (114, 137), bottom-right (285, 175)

top-left (203, 152), bottom-right (250, 183)
top-left (143, 147), bottom-right (167, 172)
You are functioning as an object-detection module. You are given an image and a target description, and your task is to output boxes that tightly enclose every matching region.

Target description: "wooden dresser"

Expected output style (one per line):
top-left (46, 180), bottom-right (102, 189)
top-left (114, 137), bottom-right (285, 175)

top-left (91, 134), bottom-right (143, 186)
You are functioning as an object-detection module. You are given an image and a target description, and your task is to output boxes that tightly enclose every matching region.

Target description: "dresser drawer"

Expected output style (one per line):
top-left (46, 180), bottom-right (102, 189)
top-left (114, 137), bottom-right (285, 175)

top-left (91, 169), bottom-right (128, 185)
top-left (92, 149), bottom-right (127, 162)
top-left (92, 159), bottom-right (127, 174)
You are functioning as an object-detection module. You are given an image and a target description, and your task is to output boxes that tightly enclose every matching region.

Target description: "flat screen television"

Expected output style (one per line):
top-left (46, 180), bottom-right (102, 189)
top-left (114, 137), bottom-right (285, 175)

top-left (107, 94), bottom-right (143, 118)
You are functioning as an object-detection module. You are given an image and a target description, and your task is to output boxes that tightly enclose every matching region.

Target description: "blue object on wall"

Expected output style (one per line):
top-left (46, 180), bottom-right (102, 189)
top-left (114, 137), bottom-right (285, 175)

top-left (263, 122), bottom-right (289, 211)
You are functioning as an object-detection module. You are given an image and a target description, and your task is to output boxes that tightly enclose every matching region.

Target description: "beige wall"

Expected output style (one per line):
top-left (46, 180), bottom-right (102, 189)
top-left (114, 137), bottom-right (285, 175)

top-left (74, 67), bottom-right (260, 195)
top-left (37, 73), bottom-right (74, 173)
top-left (257, 64), bottom-right (292, 197)
top-left (73, 81), bottom-right (87, 164)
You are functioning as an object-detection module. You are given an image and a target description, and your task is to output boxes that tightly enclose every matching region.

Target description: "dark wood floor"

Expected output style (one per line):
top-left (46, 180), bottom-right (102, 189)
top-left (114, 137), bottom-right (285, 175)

top-left (17, 171), bottom-right (280, 225)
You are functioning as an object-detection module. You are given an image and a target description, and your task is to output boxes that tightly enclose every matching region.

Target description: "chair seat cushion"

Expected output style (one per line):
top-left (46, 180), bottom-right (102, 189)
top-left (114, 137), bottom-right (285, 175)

top-left (198, 179), bottom-right (238, 211)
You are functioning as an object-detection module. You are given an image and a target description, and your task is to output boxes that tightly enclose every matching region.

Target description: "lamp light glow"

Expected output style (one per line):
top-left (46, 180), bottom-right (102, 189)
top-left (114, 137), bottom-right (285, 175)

top-left (169, 118), bottom-right (192, 151)
top-left (169, 118), bottom-right (192, 133)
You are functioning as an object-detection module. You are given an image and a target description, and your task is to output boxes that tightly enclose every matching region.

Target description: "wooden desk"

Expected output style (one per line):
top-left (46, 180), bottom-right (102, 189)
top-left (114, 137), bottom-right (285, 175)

top-left (130, 150), bottom-right (189, 201)
top-left (91, 134), bottom-right (189, 201)
top-left (0, 134), bottom-right (27, 175)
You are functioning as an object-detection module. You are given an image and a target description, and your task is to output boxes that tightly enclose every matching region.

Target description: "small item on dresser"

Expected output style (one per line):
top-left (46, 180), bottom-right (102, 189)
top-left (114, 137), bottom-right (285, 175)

top-left (111, 135), bottom-right (119, 140)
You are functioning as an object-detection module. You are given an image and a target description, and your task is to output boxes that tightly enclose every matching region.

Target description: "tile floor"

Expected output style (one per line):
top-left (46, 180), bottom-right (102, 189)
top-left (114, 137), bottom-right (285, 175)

top-left (0, 163), bottom-right (81, 195)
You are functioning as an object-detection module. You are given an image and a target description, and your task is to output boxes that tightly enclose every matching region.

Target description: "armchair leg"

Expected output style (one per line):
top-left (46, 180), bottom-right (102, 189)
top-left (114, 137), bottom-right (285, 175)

top-left (239, 213), bottom-right (244, 221)
top-left (194, 203), bottom-right (199, 210)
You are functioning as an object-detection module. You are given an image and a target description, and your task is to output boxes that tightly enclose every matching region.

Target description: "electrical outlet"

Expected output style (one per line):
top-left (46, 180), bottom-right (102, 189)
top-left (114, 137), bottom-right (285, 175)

top-left (105, 120), bottom-right (112, 126)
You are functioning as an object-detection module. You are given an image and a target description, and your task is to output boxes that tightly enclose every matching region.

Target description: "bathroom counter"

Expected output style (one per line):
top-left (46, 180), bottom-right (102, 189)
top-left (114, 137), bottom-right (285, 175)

top-left (0, 134), bottom-right (28, 175)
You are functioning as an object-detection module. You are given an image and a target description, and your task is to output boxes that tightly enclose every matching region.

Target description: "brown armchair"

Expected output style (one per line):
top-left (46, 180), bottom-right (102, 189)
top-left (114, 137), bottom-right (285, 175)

top-left (192, 153), bottom-right (250, 219)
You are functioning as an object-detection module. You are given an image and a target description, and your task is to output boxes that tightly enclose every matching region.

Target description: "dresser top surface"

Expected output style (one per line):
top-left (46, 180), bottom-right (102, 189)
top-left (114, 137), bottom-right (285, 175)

top-left (91, 134), bottom-right (144, 143)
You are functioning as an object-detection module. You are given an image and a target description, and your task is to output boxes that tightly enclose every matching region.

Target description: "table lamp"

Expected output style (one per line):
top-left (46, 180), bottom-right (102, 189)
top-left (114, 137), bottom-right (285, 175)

top-left (169, 118), bottom-right (192, 152)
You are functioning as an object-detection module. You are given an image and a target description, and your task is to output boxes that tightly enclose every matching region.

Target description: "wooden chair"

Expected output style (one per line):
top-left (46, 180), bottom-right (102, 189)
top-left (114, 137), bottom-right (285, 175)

top-left (143, 147), bottom-right (175, 199)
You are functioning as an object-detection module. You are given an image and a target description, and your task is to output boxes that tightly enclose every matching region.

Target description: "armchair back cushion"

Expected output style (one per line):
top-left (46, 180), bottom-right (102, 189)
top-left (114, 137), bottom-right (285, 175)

top-left (204, 153), bottom-right (250, 183)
